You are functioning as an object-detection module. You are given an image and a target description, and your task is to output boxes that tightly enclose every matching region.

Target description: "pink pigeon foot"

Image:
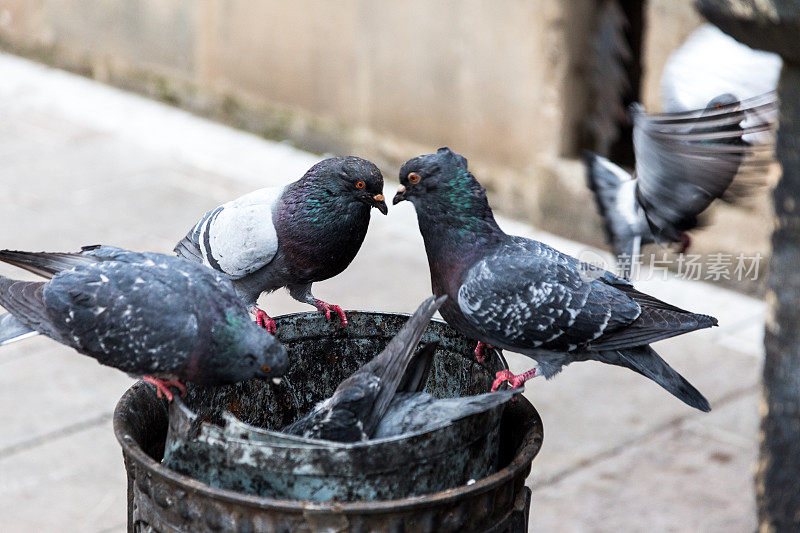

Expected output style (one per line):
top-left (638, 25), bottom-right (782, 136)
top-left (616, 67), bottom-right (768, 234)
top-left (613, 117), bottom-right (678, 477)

top-left (142, 376), bottom-right (187, 401)
top-left (314, 299), bottom-right (348, 327)
top-left (677, 232), bottom-right (692, 254)
top-left (474, 341), bottom-right (494, 363)
top-left (251, 306), bottom-right (277, 334)
top-left (491, 368), bottom-right (539, 392)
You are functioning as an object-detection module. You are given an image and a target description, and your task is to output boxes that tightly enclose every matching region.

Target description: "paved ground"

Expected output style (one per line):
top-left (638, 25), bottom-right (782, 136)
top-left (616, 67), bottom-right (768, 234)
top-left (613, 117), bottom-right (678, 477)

top-left (0, 53), bottom-right (766, 532)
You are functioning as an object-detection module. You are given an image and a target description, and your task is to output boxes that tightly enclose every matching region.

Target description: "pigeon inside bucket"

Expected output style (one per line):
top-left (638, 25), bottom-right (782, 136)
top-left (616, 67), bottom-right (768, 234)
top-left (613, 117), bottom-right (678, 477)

top-left (161, 310), bottom-right (510, 502)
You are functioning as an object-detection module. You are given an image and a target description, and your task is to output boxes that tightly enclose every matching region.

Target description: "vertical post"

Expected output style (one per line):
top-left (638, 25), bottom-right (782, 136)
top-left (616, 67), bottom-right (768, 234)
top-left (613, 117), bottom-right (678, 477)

top-left (695, 2), bottom-right (800, 530)
top-left (759, 62), bottom-right (800, 533)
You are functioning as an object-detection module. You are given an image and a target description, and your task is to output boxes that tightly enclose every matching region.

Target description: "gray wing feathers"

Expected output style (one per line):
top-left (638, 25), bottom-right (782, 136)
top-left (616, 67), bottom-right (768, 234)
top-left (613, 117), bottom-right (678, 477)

top-left (632, 94), bottom-right (776, 241)
top-left (0, 276), bottom-right (63, 342)
top-left (353, 296), bottom-right (446, 435)
top-left (583, 151), bottom-right (651, 264)
top-left (0, 312), bottom-right (38, 345)
top-left (373, 389), bottom-right (520, 439)
top-left (457, 249), bottom-right (638, 351)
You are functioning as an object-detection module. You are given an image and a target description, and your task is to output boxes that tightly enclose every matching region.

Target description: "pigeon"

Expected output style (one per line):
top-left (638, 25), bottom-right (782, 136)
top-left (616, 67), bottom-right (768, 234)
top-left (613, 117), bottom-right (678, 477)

top-left (282, 295), bottom-right (445, 442)
top-left (585, 92), bottom-right (776, 276)
top-left (372, 342), bottom-right (520, 439)
top-left (175, 156), bottom-right (387, 334)
top-left (394, 147), bottom-right (717, 411)
top-left (373, 389), bottom-right (518, 439)
top-left (660, 23), bottom-right (781, 114)
top-left (0, 246), bottom-right (288, 400)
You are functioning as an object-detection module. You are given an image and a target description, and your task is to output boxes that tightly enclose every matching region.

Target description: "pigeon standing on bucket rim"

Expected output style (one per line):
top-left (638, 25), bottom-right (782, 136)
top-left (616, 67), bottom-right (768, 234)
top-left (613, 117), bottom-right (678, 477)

top-left (0, 246), bottom-right (288, 400)
top-left (394, 148), bottom-right (717, 412)
top-left (175, 156), bottom-right (387, 334)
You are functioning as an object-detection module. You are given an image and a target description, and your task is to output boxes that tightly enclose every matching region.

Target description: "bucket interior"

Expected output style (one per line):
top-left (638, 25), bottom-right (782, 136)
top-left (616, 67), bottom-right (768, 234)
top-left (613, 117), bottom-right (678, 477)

top-left (180, 311), bottom-right (504, 432)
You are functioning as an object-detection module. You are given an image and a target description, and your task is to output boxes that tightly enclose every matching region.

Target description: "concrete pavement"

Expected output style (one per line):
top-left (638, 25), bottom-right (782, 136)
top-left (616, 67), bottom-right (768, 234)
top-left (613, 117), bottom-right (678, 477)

top-left (0, 53), bottom-right (765, 532)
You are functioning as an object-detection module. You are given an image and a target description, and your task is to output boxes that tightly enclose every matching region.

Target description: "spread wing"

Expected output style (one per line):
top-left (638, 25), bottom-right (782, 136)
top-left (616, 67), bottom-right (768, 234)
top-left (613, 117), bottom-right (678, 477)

top-left (583, 151), bottom-right (651, 265)
top-left (632, 93), bottom-right (776, 241)
top-left (175, 187), bottom-right (282, 279)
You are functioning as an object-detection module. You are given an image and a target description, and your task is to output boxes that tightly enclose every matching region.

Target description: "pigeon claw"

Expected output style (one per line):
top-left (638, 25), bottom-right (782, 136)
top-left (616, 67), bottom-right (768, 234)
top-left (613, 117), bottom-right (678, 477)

top-left (142, 376), bottom-right (187, 401)
top-left (314, 299), bottom-right (348, 327)
top-left (251, 307), bottom-right (277, 334)
top-left (677, 232), bottom-right (692, 254)
top-left (491, 368), bottom-right (537, 392)
top-left (474, 341), bottom-right (494, 364)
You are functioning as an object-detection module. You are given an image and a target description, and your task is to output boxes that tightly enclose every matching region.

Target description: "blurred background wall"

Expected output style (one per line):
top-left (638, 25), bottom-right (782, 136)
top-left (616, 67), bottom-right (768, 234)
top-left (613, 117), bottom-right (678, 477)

top-left (0, 0), bottom-right (768, 292)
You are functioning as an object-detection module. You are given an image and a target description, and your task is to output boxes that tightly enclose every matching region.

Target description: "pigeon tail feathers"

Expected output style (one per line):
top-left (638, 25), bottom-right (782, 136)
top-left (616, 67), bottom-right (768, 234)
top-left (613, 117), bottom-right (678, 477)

top-left (0, 312), bottom-right (38, 346)
top-left (601, 345), bottom-right (710, 411)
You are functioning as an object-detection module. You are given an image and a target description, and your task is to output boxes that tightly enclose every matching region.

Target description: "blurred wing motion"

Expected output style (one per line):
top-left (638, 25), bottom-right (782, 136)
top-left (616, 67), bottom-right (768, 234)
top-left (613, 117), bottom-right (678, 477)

top-left (583, 151), bottom-right (652, 271)
top-left (282, 296), bottom-right (446, 442)
top-left (632, 92), bottom-right (777, 243)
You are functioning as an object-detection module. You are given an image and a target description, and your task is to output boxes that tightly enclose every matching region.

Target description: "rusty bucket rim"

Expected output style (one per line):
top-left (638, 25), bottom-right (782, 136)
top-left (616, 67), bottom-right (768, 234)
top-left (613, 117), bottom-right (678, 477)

top-left (113, 309), bottom-right (544, 514)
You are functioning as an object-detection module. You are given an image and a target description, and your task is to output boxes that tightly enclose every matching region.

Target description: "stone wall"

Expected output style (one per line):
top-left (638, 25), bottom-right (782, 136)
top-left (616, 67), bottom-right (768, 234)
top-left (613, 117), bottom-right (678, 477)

top-left (0, 0), bottom-right (771, 293)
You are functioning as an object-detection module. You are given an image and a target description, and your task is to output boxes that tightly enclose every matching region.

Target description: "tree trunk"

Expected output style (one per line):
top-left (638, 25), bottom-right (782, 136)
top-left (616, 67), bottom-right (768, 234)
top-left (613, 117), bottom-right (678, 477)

top-left (758, 62), bottom-right (800, 532)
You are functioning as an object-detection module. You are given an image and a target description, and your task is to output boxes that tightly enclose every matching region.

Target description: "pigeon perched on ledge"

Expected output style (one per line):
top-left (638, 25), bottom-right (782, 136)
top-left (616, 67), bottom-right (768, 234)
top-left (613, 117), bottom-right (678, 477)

top-left (0, 246), bottom-right (288, 400)
top-left (175, 156), bottom-right (387, 334)
top-left (585, 92), bottom-right (776, 276)
top-left (394, 148), bottom-right (717, 412)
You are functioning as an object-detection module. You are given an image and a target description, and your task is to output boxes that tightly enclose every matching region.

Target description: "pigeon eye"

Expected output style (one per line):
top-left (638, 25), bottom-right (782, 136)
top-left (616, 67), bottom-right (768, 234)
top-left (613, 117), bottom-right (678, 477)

top-left (408, 172), bottom-right (421, 184)
top-left (261, 365), bottom-right (271, 372)
top-left (356, 181), bottom-right (366, 189)
top-left (716, 103), bottom-right (723, 110)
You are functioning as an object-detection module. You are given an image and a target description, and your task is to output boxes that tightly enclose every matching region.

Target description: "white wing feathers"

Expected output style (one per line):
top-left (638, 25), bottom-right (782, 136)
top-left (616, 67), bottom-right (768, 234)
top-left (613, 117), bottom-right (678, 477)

top-left (195, 187), bottom-right (283, 279)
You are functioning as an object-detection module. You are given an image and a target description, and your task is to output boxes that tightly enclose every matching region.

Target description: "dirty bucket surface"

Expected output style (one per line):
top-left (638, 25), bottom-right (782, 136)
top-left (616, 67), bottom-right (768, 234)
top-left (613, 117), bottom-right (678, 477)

top-left (114, 311), bottom-right (543, 532)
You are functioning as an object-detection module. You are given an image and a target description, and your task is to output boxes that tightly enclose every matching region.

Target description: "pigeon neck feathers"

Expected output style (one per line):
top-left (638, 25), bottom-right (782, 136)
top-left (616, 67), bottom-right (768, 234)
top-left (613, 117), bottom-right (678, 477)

top-left (274, 172), bottom-right (372, 276)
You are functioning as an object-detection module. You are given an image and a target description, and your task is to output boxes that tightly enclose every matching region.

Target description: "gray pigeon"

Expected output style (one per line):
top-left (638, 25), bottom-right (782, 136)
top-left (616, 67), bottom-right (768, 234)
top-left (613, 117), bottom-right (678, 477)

top-left (282, 296), bottom-right (446, 442)
top-left (0, 246), bottom-right (288, 400)
top-left (175, 156), bottom-right (387, 334)
top-left (585, 92), bottom-right (776, 276)
top-left (394, 148), bottom-right (717, 412)
top-left (372, 343), bottom-right (520, 439)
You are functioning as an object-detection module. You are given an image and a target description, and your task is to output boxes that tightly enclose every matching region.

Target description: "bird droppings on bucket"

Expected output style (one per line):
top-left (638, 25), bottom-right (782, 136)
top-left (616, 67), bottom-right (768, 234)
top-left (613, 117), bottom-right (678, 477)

top-left (160, 310), bottom-right (513, 502)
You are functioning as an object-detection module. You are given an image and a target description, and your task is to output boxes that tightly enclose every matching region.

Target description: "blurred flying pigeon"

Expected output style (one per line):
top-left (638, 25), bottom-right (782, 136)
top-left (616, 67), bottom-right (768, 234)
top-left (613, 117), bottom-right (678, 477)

top-left (282, 296), bottom-right (445, 442)
top-left (0, 246), bottom-right (288, 400)
top-left (585, 92), bottom-right (776, 276)
top-left (175, 156), bottom-right (387, 333)
top-left (394, 148), bottom-right (717, 411)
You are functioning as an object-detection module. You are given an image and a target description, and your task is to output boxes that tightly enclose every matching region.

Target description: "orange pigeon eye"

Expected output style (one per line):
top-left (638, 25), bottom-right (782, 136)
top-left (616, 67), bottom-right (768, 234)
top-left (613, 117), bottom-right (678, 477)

top-left (356, 181), bottom-right (366, 189)
top-left (408, 172), bottom-right (421, 183)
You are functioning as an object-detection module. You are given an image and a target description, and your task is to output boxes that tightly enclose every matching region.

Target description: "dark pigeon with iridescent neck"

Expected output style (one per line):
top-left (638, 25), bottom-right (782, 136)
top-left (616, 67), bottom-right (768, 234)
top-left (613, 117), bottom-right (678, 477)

top-left (175, 157), bottom-right (387, 333)
top-left (0, 246), bottom-right (288, 400)
top-left (393, 147), bottom-right (717, 412)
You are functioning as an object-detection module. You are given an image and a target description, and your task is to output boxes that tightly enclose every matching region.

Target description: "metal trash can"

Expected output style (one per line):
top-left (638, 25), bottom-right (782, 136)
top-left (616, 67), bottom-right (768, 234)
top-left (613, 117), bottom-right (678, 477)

top-left (114, 311), bottom-right (543, 532)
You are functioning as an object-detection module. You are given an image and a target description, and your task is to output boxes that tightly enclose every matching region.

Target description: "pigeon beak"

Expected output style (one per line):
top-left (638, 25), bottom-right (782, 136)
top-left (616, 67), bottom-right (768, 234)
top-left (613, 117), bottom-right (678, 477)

top-left (372, 194), bottom-right (388, 215)
top-left (393, 185), bottom-right (407, 205)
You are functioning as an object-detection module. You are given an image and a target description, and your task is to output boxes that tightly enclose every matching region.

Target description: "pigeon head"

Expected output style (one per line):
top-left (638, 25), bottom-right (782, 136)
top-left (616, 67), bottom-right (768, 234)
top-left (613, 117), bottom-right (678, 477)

top-left (210, 310), bottom-right (289, 381)
top-left (705, 93), bottom-right (740, 112)
top-left (393, 148), bottom-right (496, 228)
top-left (305, 156), bottom-right (387, 215)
